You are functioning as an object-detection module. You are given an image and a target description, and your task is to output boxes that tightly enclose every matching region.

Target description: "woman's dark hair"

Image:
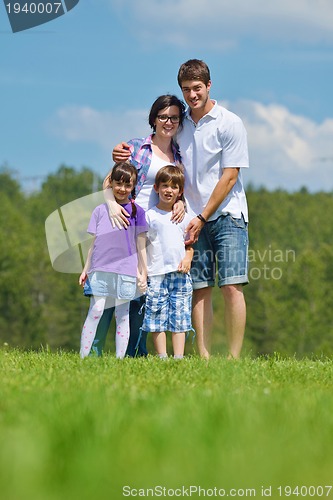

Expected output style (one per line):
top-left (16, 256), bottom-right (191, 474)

top-left (108, 162), bottom-right (138, 218)
top-left (148, 94), bottom-right (186, 132)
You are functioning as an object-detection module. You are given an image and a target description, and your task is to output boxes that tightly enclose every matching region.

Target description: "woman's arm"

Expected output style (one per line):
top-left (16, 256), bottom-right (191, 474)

top-left (103, 186), bottom-right (130, 229)
top-left (171, 199), bottom-right (186, 223)
top-left (103, 170), bottom-right (130, 229)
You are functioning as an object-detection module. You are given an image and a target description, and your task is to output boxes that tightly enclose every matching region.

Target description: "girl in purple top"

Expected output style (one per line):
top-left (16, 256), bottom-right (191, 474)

top-left (79, 162), bottom-right (147, 359)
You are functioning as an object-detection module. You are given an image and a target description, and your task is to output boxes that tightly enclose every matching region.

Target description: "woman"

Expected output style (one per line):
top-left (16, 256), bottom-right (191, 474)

top-left (91, 94), bottom-right (186, 357)
top-left (105, 94), bottom-right (186, 227)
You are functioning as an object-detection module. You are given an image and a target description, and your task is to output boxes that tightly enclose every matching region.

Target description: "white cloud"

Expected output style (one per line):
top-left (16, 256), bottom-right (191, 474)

top-left (232, 100), bottom-right (333, 191)
top-left (49, 102), bottom-right (333, 192)
top-left (48, 106), bottom-right (150, 150)
top-left (105, 0), bottom-right (333, 48)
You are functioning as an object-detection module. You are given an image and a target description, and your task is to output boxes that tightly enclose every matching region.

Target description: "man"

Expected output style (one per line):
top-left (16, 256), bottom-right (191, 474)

top-left (176, 59), bottom-right (249, 359)
top-left (112, 59), bottom-right (249, 359)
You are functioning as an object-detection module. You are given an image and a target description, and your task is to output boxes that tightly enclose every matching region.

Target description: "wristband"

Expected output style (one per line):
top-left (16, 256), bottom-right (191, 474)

top-left (197, 213), bottom-right (207, 224)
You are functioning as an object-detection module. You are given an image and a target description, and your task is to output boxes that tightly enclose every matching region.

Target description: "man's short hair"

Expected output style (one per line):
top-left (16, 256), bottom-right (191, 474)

top-left (177, 59), bottom-right (211, 87)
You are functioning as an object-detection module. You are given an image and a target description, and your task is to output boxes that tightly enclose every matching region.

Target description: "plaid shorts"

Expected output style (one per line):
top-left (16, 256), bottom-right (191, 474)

top-left (142, 272), bottom-right (193, 333)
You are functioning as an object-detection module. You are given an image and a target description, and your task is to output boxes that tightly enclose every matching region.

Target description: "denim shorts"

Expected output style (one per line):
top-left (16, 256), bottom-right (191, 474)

top-left (85, 271), bottom-right (138, 300)
top-left (142, 272), bottom-right (192, 333)
top-left (191, 213), bottom-right (249, 289)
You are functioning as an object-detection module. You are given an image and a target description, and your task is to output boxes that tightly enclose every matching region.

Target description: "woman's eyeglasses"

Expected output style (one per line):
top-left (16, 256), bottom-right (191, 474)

top-left (157, 115), bottom-right (180, 124)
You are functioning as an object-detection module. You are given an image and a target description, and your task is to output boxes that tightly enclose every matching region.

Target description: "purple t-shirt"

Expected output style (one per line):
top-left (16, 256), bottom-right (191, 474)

top-left (87, 202), bottom-right (147, 277)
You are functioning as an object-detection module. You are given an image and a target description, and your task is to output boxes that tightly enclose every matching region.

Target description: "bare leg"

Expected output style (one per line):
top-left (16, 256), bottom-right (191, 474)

top-left (192, 287), bottom-right (213, 359)
top-left (221, 284), bottom-right (246, 359)
top-left (152, 331), bottom-right (167, 357)
top-left (172, 332), bottom-right (185, 358)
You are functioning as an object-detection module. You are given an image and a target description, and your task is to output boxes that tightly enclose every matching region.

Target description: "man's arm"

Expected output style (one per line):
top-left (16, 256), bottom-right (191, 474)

top-left (112, 142), bottom-right (131, 162)
top-left (185, 168), bottom-right (239, 245)
top-left (201, 167), bottom-right (239, 221)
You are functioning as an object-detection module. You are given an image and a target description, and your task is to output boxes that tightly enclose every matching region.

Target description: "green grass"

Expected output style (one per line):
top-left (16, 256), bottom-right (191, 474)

top-left (0, 349), bottom-right (333, 499)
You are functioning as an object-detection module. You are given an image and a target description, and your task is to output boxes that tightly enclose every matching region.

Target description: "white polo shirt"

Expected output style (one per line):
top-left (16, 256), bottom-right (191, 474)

top-left (177, 100), bottom-right (249, 222)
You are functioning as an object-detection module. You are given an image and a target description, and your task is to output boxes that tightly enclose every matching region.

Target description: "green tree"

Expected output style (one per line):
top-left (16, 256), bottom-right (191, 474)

top-left (0, 192), bottom-right (47, 347)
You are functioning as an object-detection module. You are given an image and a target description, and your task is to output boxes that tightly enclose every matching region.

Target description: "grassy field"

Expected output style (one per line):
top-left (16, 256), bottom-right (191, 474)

top-left (0, 349), bottom-right (333, 500)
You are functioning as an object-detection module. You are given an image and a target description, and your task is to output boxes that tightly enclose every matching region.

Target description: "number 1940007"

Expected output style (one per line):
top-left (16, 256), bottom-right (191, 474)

top-left (6, 2), bottom-right (62, 14)
top-left (277, 485), bottom-right (333, 497)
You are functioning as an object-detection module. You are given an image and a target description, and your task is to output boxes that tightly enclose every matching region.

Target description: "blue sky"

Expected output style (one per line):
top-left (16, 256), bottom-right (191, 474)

top-left (1, 0), bottom-right (333, 193)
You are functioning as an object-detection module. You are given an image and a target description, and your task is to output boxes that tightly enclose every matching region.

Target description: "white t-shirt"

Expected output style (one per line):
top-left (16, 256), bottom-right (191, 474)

top-left (145, 206), bottom-right (192, 276)
top-left (135, 153), bottom-right (174, 211)
top-left (177, 100), bottom-right (249, 222)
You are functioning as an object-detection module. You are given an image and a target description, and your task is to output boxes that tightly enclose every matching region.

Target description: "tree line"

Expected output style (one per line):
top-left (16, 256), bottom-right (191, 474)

top-left (1, 165), bottom-right (332, 357)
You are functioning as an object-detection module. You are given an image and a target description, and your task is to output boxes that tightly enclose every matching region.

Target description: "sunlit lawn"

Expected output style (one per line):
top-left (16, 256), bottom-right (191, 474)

top-left (0, 349), bottom-right (332, 499)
